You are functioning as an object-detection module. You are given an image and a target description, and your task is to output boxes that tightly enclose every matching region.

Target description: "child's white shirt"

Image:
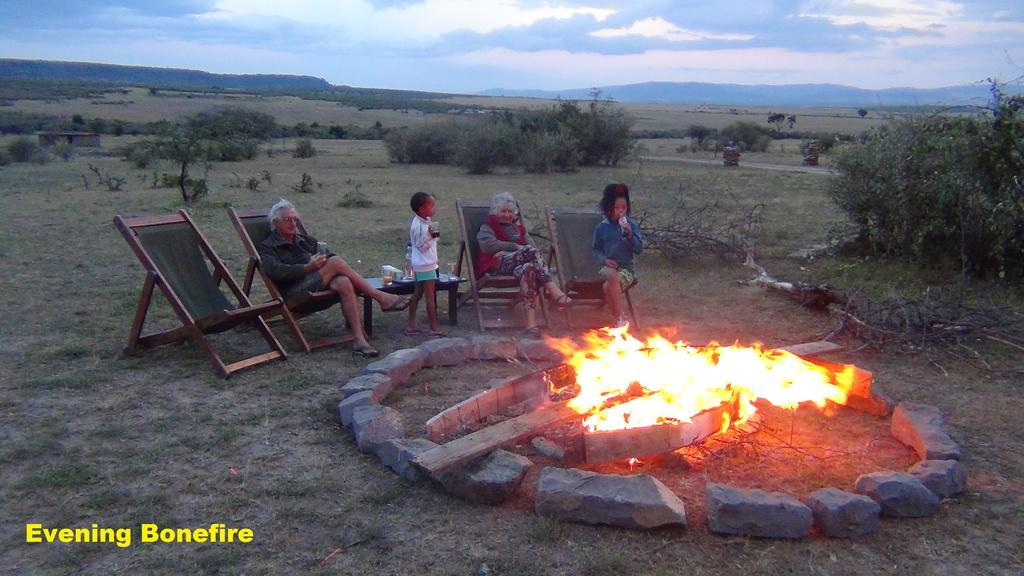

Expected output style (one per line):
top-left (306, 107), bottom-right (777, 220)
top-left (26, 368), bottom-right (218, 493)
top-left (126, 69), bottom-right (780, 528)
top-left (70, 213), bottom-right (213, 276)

top-left (409, 214), bottom-right (438, 273)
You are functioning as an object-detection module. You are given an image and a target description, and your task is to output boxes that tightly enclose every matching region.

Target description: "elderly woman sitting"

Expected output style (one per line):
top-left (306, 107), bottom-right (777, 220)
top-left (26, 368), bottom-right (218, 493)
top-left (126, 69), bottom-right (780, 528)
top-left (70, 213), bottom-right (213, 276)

top-left (475, 192), bottom-right (571, 335)
top-left (258, 199), bottom-right (409, 357)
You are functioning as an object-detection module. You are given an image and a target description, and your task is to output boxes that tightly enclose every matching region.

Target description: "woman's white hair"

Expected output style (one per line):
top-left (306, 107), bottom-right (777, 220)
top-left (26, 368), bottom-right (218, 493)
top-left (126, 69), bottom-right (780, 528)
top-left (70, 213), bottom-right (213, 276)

top-left (268, 198), bottom-right (295, 230)
top-left (490, 191), bottom-right (518, 216)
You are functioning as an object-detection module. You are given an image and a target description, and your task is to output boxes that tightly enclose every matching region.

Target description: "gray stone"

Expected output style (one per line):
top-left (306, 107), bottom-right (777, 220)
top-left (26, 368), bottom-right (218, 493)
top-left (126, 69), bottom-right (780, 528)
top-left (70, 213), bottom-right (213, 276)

top-left (341, 372), bottom-right (394, 402)
top-left (418, 337), bottom-right (472, 367)
top-left (705, 483), bottom-right (812, 539)
top-left (805, 487), bottom-right (881, 538)
top-left (350, 404), bottom-right (404, 454)
top-left (854, 471), bottom-right (941, 517)
top-left (469, 335), bottom-right (518, 360)
top-left (909, 459), bottom-right (967, 498)
top-left (517, 338), bottom-right (563, 362)
top-left (338, 390), bottom-right (375, 430)
top-left (362, 348), bottom-right (426, 385)
top-left (891, 402), bottom-right (962, 461)
top-left (535, 467), bottom-right (687, 530)
top-left (531, 437), bottom-right (566, 460)
top-left (441, 449), bottom-right (533, 505)
top-left (376, 437), bottom-right (439, 482)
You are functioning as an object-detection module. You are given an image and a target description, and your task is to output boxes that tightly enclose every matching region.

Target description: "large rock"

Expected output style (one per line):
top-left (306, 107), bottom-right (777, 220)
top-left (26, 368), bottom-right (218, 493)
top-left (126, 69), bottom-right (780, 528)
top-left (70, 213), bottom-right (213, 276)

top-left (854, 471), bottom-right (940, 517)
top-left (535, 467), bottom-right (687, 530)
top-left (909, 460), bottom-right (967, 498)
top-left (350, 404), bottom-right (404, 454)
top-left (338, 390), bottom-right (376, 430)
top-left (441, 450), bottom-right (532, 505)
top-left (361, 348), bottom-right (426, 385)
top-left (531, 437), bottom-right (565, 460)
top-left (705, 483), bottom-right (812, 539)
top-left (891, 403), bottom-right (962, 461)
top-left (418, 337), bottom-right (472, 367)
top-left (805, 487), bottom-right (880, 538)
top-left (845, 382), bottom-right (893, 417)
top-left (376, 438), bottom-right (439, 482)
top-left (517, 339), bottom-right (563, 362)
top-left (341, 373), bottom-right (394, 402)
top-left (469, 335), bottom-right (518, 360)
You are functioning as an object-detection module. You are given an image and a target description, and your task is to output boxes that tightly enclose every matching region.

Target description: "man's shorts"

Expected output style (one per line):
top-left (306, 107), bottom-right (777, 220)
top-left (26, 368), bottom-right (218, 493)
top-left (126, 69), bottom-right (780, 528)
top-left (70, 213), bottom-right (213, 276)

top-left (282, 270), bottom-right (326, 300)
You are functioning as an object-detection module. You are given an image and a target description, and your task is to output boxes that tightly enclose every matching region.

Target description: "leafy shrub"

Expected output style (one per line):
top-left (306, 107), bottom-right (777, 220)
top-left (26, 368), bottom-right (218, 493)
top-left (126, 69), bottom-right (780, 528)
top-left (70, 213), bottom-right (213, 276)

top-left (122, 141), bottom-right (158, 168)
top-left (720, 122), bottom-right (773, 152)
top-left (384, 98), bottom-right (633, 174)
top-left (337, 191), bottom-right (374, 208)
top-left (51, 141), bottom-right (75, 161)
top-left (385, 122), bottom-right (462, 164)
top-left (293, 138), bottom-right (317, 158)
top-left (830, 93), bottom-right (1024, 278)
top-left (292, 172), bottom-right (314, 194)
top-left (7, 137), bottom-right (39, 162)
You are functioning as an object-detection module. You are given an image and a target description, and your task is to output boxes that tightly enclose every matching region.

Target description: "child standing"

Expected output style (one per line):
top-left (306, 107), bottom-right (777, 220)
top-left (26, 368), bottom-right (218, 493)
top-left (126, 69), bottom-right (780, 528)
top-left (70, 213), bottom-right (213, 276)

top-left (593, 183), bottom-right (644, 329)
top-left (406, 192), bottom-right (445, 337)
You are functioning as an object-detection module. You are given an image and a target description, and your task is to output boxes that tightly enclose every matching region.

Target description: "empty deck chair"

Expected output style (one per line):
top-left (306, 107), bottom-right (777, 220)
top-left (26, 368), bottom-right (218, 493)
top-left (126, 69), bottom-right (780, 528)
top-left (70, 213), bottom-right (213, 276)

top-left (114, 210), bottom-right (287, 378)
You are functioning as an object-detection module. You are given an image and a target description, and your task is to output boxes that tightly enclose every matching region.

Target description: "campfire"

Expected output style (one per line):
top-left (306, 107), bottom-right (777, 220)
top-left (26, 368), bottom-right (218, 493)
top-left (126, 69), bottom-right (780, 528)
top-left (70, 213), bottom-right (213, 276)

top-left (416, 327), bottom-right (875, 475)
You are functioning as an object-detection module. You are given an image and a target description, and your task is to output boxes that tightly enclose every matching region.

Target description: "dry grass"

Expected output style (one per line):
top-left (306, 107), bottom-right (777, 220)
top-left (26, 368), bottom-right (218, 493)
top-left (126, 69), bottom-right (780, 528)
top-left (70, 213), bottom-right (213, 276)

top-left (1, 137), bottom-right (1022, 575)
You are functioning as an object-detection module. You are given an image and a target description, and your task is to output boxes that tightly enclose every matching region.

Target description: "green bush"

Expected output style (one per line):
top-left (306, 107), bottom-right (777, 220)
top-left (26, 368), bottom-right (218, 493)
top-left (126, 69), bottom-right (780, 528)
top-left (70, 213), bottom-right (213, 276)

top-left (830, 97), bottom-right (1024, 278)
top-left (122, 141), bottom-right (158, 168)
top-left (293, 138), bottom-right (317, 158)
top-left (720, 122), bottom-right (773, 152)
top-left (384, 99), bottom-right (633, 174)
top-left (7, 137), bottom-right (39, 162)
top-left (51, 142), bottom-right (74, 161)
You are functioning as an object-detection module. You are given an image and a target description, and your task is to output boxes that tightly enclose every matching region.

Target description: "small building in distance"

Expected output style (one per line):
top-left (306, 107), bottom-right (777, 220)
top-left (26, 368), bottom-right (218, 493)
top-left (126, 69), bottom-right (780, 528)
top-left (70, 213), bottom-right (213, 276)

top-left (37, 131), bottom-right (101, 148)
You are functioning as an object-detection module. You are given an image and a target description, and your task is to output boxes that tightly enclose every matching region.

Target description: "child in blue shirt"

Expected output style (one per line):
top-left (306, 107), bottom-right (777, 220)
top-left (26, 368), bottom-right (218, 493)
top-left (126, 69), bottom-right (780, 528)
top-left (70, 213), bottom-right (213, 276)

top-left (593, 183), bottom-right (644, 328)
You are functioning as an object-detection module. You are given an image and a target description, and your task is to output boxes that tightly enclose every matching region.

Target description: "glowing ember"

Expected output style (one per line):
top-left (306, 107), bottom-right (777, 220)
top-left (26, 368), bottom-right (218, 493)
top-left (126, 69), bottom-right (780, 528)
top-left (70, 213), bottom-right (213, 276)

top-left (550, 327), bottom-right (857, 433)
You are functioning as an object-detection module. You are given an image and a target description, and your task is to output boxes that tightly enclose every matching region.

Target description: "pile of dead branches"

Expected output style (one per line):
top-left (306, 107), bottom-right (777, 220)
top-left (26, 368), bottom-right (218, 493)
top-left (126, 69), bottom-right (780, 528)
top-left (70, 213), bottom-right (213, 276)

top-left (638, 183), bottom-right (763, 260)
top-left (744, 252), bottom-right (1024, 368)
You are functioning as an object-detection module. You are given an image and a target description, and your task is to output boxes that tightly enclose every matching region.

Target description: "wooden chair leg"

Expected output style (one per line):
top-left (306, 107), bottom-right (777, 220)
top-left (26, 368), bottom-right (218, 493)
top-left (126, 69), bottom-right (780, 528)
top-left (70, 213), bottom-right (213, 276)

top-left (127, 272), bottom-right (157, 351)
top-left (252, 316), bottom-right (288, 360)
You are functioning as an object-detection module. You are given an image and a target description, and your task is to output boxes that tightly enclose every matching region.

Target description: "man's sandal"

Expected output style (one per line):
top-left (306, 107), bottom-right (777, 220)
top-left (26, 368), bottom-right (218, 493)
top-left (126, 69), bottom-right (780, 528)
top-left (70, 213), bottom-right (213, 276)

top-left (381, 296), bottom-right (411, 312)
top-left (352, 345), bottom-right (380, 358)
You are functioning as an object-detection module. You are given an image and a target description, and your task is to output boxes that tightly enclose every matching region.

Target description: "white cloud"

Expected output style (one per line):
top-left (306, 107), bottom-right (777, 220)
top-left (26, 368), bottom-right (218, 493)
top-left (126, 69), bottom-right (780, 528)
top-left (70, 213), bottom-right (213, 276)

top-left (201, 0), bottom-right (615, 42)
top-left (798, 0), bottom-right (962, 31)
top-left (590, 16), bottom-right (754, 42)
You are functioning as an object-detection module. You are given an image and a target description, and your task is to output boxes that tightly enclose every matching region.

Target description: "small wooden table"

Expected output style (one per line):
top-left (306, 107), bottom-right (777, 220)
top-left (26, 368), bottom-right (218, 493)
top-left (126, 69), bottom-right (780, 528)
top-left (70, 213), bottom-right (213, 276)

top-left (362, 274), bottom-right (467, 335)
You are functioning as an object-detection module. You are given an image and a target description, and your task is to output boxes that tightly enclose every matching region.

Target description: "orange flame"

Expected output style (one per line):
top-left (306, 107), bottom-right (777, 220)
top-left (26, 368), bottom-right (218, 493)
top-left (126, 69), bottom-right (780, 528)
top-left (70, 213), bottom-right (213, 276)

top-left (550, 327), bottom-right (857, 433)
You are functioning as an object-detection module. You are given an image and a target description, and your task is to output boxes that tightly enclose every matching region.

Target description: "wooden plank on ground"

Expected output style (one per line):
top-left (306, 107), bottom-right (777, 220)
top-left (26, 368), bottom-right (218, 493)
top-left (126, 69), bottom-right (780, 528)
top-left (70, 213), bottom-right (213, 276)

top-left (413, 403), bottom-right (581, 476)
top-left (778, 340), bottom-right (843, 358)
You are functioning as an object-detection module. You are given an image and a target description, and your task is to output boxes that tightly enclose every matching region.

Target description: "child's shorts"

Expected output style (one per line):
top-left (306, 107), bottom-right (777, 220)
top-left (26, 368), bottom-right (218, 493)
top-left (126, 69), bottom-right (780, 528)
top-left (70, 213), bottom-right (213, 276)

top-left (601, 266), bottom-right (636, 292)
top-left (414, 269), bottom-right (439, 282)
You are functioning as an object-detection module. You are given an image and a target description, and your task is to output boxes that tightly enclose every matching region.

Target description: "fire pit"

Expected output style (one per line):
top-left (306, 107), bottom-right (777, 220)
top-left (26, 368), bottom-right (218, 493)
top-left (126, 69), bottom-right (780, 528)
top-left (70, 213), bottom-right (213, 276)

top-left (339, 329), bottom-right (964, 538)
top-left (415, 328), bottom-right (876, 475)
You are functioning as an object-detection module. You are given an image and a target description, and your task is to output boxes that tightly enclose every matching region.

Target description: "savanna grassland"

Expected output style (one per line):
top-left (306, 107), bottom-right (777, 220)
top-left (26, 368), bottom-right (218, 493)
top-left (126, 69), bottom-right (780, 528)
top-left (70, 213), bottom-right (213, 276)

top-left (0, 92), bottom-right (1022, 576)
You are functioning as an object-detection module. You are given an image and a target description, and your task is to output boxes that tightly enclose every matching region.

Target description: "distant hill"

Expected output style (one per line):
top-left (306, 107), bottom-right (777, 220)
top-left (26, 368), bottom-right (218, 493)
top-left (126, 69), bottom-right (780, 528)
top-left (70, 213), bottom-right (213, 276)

top-left (0, 59), bottom-right (330, 91)
top-left (480, 81), bottom-right (1016, 107)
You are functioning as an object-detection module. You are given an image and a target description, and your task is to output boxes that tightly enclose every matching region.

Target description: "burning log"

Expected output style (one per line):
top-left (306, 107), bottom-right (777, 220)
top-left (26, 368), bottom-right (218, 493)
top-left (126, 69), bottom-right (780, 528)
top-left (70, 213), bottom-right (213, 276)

top-left (583, 401), bottom-right (735, 463)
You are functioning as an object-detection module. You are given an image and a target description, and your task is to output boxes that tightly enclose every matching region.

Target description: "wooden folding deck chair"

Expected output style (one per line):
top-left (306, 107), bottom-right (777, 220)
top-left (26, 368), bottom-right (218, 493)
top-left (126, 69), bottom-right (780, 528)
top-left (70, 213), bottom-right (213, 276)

top-left (455, 199), bottom-right (549, 331)
top-left (545, 207), bottom-right (639, 329)
top-left (114, 210), bottom-right (287, 378)
top-left (228, 207), bottom-right (354, 353)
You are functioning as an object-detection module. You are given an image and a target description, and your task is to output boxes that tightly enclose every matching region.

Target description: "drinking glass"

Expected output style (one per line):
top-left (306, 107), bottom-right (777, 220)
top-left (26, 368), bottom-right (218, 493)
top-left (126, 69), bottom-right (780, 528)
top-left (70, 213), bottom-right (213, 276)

top-left (447, 262), bottom-right (458, 280)
top-left (316, 241), bottom-right (329, 255)
top-left (381, 265), bottom-right (393, 285)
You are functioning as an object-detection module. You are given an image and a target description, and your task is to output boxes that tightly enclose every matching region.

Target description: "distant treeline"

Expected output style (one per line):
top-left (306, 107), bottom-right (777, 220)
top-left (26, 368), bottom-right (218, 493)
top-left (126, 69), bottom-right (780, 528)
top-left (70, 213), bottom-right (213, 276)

top-left (0, 109), bottom-right (387, 140)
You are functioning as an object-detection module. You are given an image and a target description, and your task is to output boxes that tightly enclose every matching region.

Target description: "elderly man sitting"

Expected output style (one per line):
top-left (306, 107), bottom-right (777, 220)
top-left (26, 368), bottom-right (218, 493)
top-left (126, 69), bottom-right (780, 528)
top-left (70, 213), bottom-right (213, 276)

top-left (258, 198), bottom-right (409, 357)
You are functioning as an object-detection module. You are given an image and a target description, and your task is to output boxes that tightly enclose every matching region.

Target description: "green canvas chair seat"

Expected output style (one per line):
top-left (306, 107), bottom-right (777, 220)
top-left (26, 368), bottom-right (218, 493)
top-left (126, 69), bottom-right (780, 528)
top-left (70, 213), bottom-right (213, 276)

top-left (546, 207), bottom-right (639, 330)
top-left (115, 210), bottom-right (287, 378)
top-left (228, 207), bottom-right (354, 352)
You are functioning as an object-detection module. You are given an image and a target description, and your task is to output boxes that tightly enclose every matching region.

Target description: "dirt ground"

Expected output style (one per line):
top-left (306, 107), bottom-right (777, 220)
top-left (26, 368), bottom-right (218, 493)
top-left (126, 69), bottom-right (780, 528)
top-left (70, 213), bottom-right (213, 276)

top-left (1, 137), bottom-right (1022, 575)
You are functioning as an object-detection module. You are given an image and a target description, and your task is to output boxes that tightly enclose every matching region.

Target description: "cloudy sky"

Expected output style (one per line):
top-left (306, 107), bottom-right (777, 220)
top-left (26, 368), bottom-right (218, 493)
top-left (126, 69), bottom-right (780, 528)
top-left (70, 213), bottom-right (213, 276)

top-left (3, 0), bottom-right (1023, 92)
